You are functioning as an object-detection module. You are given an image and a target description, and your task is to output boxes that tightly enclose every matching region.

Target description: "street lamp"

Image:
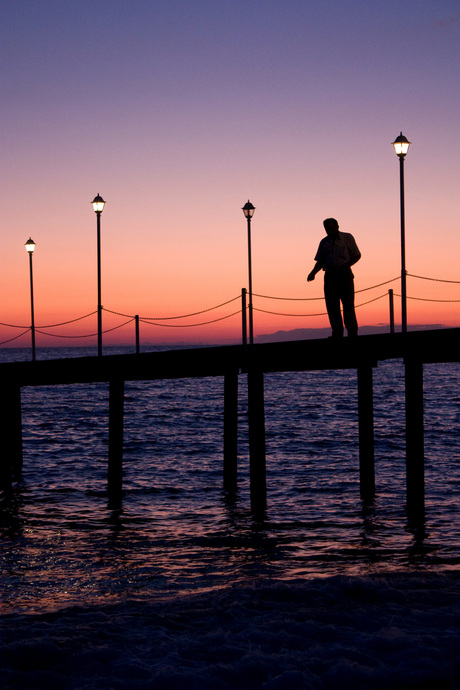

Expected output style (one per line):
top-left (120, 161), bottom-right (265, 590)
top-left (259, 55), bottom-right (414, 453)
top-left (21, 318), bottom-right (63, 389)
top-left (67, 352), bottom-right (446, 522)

top-left (242, 200), bottom-right (256, 344)
top-left (92, 193), bottom-right (106, 356)
top-left (392, 132), bottom-right (411, 335)
top-left (25, 237), bottom-right (36, 361)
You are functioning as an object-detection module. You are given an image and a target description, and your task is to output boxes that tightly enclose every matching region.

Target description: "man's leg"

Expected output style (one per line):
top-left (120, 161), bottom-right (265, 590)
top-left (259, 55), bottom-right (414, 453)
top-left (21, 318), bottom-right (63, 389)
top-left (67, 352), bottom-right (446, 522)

top-left (341, 270), bottom-right (358, 337)
top-left (324, 272), bottom-right (344, 337)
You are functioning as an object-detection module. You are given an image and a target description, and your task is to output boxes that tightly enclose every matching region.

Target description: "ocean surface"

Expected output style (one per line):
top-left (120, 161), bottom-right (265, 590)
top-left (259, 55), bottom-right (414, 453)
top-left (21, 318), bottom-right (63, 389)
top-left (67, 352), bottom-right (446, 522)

top-left (1, 345), bottom-right (459, 689)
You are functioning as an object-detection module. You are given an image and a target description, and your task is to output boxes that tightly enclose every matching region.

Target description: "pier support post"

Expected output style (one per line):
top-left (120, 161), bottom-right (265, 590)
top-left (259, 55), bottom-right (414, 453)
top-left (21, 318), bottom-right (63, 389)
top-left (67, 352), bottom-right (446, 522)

top-left (0, 383), bottom-right (23, 487)
top-left (405, 359), bottom-right (425, 518)
top-left (108, 379), bottom-right (124, 507)
top-left (223, 370), bottom-right (238, 492)
top-left (357, 364), bottom-right (375, 501)
top-left (248, 369), bottom-right (266, 516)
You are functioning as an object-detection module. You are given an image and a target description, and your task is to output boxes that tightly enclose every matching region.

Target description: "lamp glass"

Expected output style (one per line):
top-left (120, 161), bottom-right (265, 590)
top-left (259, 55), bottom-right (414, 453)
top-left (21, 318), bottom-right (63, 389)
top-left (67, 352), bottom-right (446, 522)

top-left (242, 201), bottom-right (255, 219)
top-left (392, 133), bottom-right (410, 157)
top-left (25, 238), bottom-right (36, 253)
top-left (92, 194), bottom-right (105, 213)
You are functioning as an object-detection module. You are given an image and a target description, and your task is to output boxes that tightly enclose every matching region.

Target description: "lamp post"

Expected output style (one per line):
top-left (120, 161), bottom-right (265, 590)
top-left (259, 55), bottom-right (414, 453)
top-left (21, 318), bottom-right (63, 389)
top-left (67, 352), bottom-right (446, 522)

top-left (25, 237), bottom-right (36, 361)
top-left (242, 200), bottom-right (256, 344)
top-left (92, 194), bottom-right (106, 356)
top-left (392, 132), bottom-right (411, 335)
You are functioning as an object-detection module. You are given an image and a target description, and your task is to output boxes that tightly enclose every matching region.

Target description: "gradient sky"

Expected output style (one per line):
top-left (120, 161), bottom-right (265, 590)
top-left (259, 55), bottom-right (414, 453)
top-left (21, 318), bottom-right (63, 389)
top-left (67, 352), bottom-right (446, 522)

top-left (2, 0), bottom-right (459, 347)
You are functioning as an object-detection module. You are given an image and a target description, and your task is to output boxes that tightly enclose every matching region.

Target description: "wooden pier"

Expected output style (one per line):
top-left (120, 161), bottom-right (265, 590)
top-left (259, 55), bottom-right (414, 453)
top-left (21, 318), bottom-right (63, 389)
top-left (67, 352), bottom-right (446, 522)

top-left (1, 327), bottom-right (459, 518)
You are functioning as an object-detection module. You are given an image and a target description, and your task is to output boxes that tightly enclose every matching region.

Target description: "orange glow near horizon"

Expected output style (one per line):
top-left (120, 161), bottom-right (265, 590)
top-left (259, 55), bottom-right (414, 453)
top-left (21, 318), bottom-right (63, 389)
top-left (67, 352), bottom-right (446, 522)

top-left (1, 210), bottom-right (458, 351)
top-left (1, 187), bottom-right (460, 350)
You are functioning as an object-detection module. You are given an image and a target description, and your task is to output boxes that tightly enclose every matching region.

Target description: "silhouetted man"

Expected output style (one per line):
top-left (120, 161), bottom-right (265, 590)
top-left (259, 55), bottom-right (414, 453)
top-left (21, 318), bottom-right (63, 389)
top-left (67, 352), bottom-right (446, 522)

top-left (307, 218), bottom-right (361, 338)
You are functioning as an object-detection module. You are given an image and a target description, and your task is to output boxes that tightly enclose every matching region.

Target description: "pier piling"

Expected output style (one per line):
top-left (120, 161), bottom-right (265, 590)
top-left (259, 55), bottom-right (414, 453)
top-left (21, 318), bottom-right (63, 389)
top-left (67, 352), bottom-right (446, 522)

top-left (357, 364), bottom-right (375, 501)
top-left (0, 383), bottom-right (22, 487)
top-left (223, 370), bottom-right (239, 492)
top-left (405, 359), bottom-right (425, 518)
top-left (108, 378), bottom-right (124, 507)
top-left (248, 369), bottom-right (266, 516)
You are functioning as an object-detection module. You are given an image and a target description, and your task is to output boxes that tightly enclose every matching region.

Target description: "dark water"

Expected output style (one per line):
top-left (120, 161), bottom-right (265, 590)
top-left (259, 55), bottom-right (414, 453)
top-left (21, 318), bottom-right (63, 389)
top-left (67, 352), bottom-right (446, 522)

top-left (1, 347), bottom-right (459, 689)
top-left (1, 347), bottom-right (459, 614)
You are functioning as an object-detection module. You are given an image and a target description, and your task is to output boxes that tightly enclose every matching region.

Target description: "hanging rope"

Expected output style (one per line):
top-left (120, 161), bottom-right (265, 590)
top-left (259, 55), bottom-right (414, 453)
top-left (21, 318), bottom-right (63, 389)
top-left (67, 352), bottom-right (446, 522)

top-left (104, 295), bottom-right (241, 321)
top-left (36, 319), bottom-right (135, 339)
top-left (0, 321), bottom-right (30, 329)
top-left (253, 293), bottom-right (388, 317)
top-left (0, 329), bottom-right (31, 345)
top-left (356, 277), bottom-right (400, 293)
top-left (139, 310), bottom-right (241, 328)
top-left (392, 294), bottom-right (460, 303)
top-left (253, 276), bottom-right (400, 300)
top-left (408, 273), bottom-right (460, 284)
top-left (37, 311), bottom-right (97, 329)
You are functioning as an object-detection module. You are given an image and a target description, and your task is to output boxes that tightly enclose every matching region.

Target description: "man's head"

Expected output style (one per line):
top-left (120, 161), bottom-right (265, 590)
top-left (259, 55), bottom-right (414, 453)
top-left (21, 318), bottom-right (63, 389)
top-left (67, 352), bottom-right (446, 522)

top-left (323, 218), bottom-right (339, 237)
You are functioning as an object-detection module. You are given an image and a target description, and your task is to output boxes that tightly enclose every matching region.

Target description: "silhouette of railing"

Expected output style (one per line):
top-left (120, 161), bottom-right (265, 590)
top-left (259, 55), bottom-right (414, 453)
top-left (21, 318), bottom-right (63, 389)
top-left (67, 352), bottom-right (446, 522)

top-left (252, 274), bottom-right (460, 317)
top-left (1, 273), bottom-right (459, 348)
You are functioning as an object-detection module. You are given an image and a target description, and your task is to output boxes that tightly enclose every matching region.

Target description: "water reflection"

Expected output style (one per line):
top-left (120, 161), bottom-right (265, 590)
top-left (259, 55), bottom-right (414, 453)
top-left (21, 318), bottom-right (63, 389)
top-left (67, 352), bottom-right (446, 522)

top-left (0, 484), bottom-right (24, 540)
top-left (0, 359), bottom-right (459, 615)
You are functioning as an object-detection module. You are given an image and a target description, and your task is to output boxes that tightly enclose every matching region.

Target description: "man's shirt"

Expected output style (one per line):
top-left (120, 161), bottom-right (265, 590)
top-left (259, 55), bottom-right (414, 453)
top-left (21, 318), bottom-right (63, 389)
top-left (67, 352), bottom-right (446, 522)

top-left (315, 232), bottom-right (361, 270)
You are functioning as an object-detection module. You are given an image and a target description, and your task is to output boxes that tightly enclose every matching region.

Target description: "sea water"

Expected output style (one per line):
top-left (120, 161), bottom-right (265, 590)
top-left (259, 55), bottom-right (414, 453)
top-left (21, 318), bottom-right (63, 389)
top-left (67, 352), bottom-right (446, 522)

top-left (1, 346), bottom-right (459, 689)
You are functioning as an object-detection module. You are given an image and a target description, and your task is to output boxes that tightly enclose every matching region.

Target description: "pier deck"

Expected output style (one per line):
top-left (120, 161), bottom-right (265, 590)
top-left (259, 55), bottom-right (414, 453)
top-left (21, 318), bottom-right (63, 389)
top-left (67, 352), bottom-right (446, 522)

top-left (1, 327), bottom-right (459, 518)
top-left (1, 327), bottom-right (459, 385)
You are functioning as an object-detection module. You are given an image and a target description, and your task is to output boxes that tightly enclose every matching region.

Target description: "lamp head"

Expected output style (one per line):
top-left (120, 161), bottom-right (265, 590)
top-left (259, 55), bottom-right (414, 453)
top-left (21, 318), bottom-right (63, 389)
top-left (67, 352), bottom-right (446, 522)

top-left (242, 200), bottom-right (255, 219)
top-left (92, 194), bottom-right (106, 213)
top-left (25, 237), bottom-right (36, 254)
top-left (392, 132), bottom-right (411, 158)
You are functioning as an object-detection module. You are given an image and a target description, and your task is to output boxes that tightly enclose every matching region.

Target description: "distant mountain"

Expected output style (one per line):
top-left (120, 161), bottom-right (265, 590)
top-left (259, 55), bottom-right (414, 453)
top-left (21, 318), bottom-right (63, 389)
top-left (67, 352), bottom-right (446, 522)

top-left (255, 324), bottom-right (446, 343)
top-left (138, 324), bottom-right (447, 349)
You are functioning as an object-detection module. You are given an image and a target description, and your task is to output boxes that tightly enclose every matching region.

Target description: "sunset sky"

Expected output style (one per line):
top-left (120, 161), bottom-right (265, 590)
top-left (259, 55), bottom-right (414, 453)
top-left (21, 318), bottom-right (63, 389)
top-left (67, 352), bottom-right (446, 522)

top-left (2, 0), bottom-right (459, 348)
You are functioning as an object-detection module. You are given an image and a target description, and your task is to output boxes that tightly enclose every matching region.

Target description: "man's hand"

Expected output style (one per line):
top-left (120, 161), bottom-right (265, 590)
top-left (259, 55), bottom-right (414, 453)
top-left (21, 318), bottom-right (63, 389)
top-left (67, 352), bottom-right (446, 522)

top-left (307, 272), bottom-right (316, 282)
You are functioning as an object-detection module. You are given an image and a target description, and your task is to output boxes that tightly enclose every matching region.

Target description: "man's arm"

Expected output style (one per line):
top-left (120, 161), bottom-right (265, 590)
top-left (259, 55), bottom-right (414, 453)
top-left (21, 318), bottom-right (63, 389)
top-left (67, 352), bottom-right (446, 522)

top-left (347, 235), bottom-right (361, 267)
top-left (307, 261), bottom-right (322, 282)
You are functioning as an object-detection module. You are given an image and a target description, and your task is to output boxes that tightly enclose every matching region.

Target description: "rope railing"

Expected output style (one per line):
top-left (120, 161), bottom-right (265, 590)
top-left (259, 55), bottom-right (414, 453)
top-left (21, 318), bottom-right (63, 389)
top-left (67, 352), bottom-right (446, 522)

top-left (0, 329), bottom-right (31, 346)
top-left (408, 273), bottom-right (460, 284)
top-left (392, 294), bottom-right (460, 303)
top-left (104, 295), bottom-right (241, 321)
top-left (254, 293), bottom-right (389, 317)
top-left (0, 273), bottom-right (458, 348)
top-left (37, 311), bottom-right (97, 329)
top-left (356, 277), bottom-right (401, 293)
top-left (0, 321), bottom-right (31, 329)
top-left (139, 310), bottom-right (242, 328)
top-left (254, 276), bottom-right (401, 301)
top-left (36, 319), bottom-right (135, 339)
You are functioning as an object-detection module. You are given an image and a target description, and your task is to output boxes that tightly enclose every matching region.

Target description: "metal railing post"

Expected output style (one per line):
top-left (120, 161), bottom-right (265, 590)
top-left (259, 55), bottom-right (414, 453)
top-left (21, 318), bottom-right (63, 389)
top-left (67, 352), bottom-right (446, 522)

top-left (135, 315), bottom-right (140, 353)
top-left (242, 288), bottom-right (248, 347)
top-left (389, 289), bottom-right (395, 333)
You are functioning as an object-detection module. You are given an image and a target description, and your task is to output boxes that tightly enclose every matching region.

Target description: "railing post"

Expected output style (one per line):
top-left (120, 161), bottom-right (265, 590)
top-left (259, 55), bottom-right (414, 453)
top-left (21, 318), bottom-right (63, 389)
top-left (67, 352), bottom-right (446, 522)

top-left (389, 289), bottom-right (395, 334)
top-left (241, 288), bottom-right (248, 347)
top-left (135, 315), bottom-right (140, 354)
top-left (248, 369), bottom-right (266, 517)
top-left (405, 358), bottom-right (424, 519)
top-left (108, 379), bottom-right (124, 507)
top-left (357, 364), bottom-right (375, 501)
top-left (0, 383), bottom-right (23, 487)
top-left (223, 370), bottom-right (238, 493)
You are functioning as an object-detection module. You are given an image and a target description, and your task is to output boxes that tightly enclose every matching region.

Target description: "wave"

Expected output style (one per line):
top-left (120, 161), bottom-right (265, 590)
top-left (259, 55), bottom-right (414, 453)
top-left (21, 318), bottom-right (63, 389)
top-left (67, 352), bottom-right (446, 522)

top-left (1, 572), bottom-right (459, 689)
